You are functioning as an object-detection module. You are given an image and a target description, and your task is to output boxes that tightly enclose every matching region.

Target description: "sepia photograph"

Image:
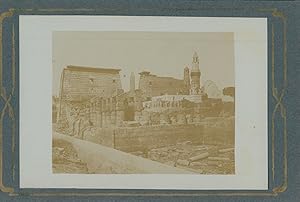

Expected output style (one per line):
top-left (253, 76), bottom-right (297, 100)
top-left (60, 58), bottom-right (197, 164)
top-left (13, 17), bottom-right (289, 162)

top-left (52, 31), bottom-right (235, 175)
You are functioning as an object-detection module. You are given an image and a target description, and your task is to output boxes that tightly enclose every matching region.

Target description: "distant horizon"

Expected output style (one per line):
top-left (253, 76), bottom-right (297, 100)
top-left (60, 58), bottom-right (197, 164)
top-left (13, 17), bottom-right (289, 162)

top-left (53, 31), bottom-right (235, 96)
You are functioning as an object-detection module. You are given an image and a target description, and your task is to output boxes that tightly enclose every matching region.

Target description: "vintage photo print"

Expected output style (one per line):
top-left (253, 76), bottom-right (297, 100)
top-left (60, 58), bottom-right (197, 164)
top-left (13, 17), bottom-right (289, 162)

top-left (52, 31), bottom-right (235, 175)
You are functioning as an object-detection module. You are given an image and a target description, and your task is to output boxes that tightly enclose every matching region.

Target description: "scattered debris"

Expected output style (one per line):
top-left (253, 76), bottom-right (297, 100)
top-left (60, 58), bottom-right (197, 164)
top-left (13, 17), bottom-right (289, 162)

top-left (180, 141), bottom-right (192, 145)
top-left (52, 136), bottom-right (235, 174)
top-left (190, 162), bottom-right (207, 167)
top-left (57, 147), bottom-right (64, 152)
top-left (189, 152), bottom-right (209, 162)
top-left (195, 147), bottom-right (208, 152)
top-left (207, 157), bottom-right (230, 161)
top-left (219, 148), bottom-right (234, 153)
top-left (207, 161), bottom-right (220, 166)
top-left (144, 141), bottom-right (235, 174)
top-left (176, 159), bottom-right (190, 166)
top-left (52, 139), bottom-right (88, 173)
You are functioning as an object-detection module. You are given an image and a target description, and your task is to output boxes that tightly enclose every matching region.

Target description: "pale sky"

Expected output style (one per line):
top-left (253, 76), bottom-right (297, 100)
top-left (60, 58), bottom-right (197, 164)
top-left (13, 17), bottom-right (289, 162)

top-left (52, 31), bottom-right (234, 96)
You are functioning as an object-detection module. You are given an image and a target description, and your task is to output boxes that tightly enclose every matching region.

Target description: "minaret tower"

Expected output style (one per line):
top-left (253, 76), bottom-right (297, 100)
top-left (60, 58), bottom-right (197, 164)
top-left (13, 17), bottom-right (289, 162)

top-left (130, 72), bottom-right (135, 92)
top-left (183, 66), bottom-right (190, 94)
top-left (190, 52), bottom-right (201, 95)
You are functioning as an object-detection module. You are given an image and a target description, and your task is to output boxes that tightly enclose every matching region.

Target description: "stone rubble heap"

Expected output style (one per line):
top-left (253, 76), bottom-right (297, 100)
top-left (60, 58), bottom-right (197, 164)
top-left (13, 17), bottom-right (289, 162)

top-left (52, 139), bottom-right (88, 173)
top-left (143, 141), bottom-right (235, 174)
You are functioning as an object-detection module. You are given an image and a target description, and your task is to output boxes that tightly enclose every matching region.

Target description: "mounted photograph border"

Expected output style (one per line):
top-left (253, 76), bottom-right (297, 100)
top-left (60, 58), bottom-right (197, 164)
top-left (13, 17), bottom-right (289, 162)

top-left (0, 1), bottom-right (295, 200)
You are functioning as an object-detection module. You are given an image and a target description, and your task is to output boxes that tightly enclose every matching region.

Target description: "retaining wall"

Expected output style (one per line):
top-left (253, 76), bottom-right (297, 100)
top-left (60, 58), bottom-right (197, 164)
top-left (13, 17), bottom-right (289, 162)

top-left (83, 117), bottom-right (234, 153)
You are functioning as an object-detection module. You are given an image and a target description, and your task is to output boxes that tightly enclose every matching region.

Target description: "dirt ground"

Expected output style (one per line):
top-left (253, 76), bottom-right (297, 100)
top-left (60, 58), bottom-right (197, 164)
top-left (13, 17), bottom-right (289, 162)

top-left (52, 137), bottom-right (234, 174)
top-left (52, 139), bottom-right (89, 173)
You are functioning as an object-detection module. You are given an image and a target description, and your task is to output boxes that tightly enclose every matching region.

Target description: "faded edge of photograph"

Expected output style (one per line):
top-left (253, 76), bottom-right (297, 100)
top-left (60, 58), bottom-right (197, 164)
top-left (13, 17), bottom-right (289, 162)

top-left (52, 32), bottom-right (235, 174)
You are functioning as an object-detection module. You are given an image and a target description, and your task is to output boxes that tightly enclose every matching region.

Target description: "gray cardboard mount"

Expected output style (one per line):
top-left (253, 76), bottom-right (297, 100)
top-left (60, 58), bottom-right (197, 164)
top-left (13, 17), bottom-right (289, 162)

top-left (0, 0), bottom-right (299, 201)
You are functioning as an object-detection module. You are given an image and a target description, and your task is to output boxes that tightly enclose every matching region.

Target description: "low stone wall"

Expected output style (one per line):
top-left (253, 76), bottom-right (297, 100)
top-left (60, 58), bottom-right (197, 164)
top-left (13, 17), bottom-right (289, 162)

top-left (83, 117), bottom-right (234, 153)
top-left (201, 117), bottom-right (234, 146)
top-left (114, 124), bottom-right (204, 152)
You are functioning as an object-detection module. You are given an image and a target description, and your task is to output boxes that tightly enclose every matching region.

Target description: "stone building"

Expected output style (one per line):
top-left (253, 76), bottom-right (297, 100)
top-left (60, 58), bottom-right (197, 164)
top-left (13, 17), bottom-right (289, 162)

top-left (59, 65), bottom-right (123, 102)
top-left (130, 72), bottom-right (135, 92)
top-left (190, 52), bottom-right (201, 95)
top-left (56, 65), bottom-right (124, 128)
top-left (55, 52), bottom-right (234, 136)
top-left (183, 66), bottom-right (190, 92)
top-left (138, 71), bottom-right (189, 99)
top-left (138, 52), bottom-right (202, 99)
top-left (88, 89), bottom-right (145, 128)
top-left (143, 94), bottom-right (202, 112)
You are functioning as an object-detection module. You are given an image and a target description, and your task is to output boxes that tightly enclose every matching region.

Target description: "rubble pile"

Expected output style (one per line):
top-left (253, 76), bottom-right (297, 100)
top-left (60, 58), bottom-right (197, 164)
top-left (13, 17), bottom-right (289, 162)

top-left (146, 141), bottom-right (235, 174)
top-left (52, 139), bottom-right (88, 173)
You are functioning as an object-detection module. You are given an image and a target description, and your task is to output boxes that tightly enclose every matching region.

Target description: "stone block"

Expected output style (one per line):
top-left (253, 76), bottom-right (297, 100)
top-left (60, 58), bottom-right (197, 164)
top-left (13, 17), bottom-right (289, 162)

top-left (176, 159), bottom-right (190, 166)
top-left (189, 152), bottom-right (209, 162)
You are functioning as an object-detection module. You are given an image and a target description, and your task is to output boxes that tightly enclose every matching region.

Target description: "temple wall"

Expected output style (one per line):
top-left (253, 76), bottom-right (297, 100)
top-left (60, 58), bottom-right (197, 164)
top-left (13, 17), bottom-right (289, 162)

top-left (139, 73), bottom-right (187, 98)
top-left (62, 68), bottom-right (122, 101)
